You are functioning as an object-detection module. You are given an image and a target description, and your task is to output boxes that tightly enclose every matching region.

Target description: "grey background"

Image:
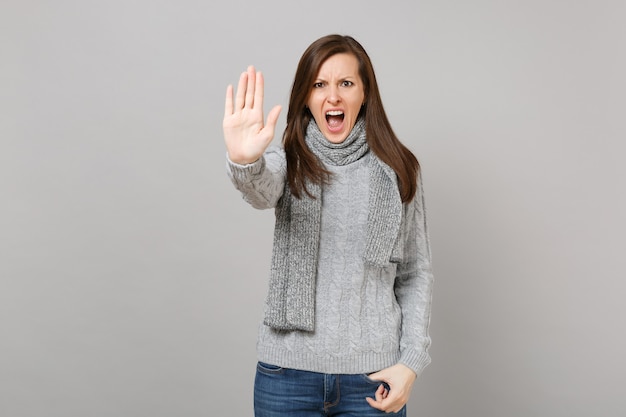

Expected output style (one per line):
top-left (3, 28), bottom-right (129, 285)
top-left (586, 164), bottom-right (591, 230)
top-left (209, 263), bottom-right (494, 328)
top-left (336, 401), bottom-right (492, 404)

top-left (2, 0), bottom-right (625, 416)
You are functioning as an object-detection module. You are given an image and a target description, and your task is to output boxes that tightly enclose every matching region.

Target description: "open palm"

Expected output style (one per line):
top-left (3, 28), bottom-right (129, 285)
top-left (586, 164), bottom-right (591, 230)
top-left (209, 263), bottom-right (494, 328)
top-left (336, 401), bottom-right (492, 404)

top-left (223, 66), bottom-right (282, 165)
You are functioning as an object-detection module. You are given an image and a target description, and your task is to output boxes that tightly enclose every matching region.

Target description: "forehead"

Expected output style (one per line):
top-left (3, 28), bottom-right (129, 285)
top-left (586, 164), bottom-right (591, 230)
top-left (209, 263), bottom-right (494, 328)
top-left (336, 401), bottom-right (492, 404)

top-left (315, 53), bottom-right (360, 77)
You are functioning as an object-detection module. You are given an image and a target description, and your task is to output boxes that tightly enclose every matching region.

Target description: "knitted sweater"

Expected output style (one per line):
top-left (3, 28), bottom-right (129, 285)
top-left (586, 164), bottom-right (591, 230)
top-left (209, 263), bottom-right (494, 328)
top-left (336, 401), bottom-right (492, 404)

top-left (227, 147), bottom-right (433, 376)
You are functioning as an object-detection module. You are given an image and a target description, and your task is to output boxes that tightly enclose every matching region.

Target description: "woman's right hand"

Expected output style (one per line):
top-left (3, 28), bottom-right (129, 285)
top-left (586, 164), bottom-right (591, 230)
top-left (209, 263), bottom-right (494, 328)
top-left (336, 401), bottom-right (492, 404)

top-left (223, 66), bottom-right (282, 165)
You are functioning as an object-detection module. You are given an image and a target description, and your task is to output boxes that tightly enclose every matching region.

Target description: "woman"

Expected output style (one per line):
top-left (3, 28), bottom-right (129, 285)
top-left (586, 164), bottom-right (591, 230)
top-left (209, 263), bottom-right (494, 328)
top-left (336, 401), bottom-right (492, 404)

top-left (224, 34), bottom-right (433, 416)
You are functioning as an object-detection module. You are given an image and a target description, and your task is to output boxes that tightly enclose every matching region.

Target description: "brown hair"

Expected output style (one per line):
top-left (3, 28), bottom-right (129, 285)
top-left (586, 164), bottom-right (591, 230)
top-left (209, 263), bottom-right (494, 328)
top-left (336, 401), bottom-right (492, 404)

top-left (283, 34), bottom-right (420, 202)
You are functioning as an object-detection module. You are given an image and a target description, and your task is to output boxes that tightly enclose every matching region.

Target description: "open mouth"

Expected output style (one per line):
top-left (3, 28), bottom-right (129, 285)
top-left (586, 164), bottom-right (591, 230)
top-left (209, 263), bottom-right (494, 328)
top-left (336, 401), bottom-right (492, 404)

top-left (325, 110), bottom-right (344, 129)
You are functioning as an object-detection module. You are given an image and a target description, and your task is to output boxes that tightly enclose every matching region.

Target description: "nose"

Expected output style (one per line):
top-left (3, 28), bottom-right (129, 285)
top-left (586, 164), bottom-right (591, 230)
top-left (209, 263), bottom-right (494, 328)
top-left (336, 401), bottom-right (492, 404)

top-left (327, 85), bottom-right (340, 104)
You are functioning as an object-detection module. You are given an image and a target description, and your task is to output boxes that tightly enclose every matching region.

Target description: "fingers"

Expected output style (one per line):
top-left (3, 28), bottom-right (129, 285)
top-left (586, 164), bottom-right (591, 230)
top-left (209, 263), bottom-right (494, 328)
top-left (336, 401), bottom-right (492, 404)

top-left (364, 365), bottom-right (416, 413)
top-left (224, 84), bottom-right (233, 118)
top-left (230, 66), bottom-right (262, 112)
top-left (367, 370), bottom-right (383, 381)
top-left (366, 384), bottom-right (387, 410)
top-left (254, 70), bottom-right (264, 112)
top-left (376, 384), bottom-right (388, 401)
top-left (265, 105), bottom-right (282, 131)
top-left (245, 65), bottom-right (255, 108)
top-left (225, 66), bottom-right (280, 142)
top-left (365, 379), bottom-right (409, 413)
top-left (366, 391), bottom-right (405, 413)
top-left (365, 396), bottom-right (378, 409)
top-left (234, 70), bottom-right (247, 110)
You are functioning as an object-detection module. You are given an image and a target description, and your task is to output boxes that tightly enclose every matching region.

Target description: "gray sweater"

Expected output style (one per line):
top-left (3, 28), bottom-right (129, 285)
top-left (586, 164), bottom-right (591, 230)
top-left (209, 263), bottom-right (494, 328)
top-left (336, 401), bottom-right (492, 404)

top-left (227, 147), bottom-right (433, 376)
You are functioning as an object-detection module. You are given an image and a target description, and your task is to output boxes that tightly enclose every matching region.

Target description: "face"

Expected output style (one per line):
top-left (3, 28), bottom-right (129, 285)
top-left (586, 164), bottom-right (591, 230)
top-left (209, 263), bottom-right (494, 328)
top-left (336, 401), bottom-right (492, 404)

top-left (306, 53), bottom-right (365, 144)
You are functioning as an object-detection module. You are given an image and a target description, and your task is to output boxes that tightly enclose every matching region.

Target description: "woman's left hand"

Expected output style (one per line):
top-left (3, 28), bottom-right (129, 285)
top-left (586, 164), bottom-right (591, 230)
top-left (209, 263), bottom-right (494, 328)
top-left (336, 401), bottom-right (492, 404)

top-left (365, 363), bottom-right (417, 413)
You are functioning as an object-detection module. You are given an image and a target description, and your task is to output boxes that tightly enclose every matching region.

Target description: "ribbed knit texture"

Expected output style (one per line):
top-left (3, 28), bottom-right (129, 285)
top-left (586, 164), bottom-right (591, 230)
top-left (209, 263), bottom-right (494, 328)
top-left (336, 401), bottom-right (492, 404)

top-left (226, 133), bottom-right (434, 376)
top-left (264, 118), bottom-right (402, 331)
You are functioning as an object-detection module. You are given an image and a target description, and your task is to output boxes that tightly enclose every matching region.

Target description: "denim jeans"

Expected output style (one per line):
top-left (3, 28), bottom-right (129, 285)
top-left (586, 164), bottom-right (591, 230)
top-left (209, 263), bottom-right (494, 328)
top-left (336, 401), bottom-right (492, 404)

top-left (254, 362), bottom-right (407, 417)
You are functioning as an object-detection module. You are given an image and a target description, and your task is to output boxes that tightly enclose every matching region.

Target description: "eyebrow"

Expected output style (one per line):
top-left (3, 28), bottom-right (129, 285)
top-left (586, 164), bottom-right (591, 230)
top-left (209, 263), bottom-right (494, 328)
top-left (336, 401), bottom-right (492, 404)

top-left (314, 75), bottom-right (357, 82)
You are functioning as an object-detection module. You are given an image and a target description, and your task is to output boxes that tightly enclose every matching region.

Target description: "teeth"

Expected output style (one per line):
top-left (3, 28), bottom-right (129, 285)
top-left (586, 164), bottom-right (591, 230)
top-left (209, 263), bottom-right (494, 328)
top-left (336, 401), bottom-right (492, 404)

top-left (326, 110), bottom-right (343, 116)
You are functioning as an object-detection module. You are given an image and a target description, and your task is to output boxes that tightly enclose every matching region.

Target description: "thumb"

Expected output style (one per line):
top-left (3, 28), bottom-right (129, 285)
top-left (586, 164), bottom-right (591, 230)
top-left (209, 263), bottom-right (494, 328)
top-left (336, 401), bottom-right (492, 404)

top-left (367, 369), bottom-right (387, 382)
top-left (265, 105), bottom-right (282, 131)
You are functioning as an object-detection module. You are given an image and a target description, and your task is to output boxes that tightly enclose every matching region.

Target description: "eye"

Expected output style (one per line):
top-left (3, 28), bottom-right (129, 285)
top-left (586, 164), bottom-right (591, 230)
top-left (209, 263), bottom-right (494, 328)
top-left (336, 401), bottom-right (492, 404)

top-left (341, 80), bottom-right (354, 87)
top-left (313, 82), bottom-right (325, 88)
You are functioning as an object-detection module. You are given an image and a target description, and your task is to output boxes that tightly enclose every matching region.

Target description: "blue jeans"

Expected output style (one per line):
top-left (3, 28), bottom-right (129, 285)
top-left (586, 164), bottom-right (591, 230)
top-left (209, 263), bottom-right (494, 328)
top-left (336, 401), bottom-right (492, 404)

top-left (254, 362), bottom-right (407, 417)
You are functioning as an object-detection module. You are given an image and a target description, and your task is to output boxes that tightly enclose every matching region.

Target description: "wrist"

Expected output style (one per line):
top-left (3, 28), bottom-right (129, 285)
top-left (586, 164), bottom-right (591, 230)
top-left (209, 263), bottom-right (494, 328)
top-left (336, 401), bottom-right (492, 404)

top-left (396, 363), bottom-right (417, 380)
top-left (227, 152), bottom-right (261, 166)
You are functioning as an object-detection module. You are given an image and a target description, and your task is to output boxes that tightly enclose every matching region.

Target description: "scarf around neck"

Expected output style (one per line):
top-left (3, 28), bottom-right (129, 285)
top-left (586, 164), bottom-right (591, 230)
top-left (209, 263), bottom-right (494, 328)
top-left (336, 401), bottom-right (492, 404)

top-left (264, 118), bottom-right (403, 331)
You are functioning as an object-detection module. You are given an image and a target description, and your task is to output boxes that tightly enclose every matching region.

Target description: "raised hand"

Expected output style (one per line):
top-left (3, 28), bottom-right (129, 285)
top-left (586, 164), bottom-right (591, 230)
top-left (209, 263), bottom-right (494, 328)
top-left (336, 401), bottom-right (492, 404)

top-left (223, 66), bottom-right (282, 165)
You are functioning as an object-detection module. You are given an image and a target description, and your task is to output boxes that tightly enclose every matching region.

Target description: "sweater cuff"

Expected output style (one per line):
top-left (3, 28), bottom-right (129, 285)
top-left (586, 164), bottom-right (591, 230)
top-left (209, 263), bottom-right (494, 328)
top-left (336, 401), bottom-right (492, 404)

top-left (226, 154), bottom-right (265, 183)
top-left (399, 349), bottom-right (431, 377)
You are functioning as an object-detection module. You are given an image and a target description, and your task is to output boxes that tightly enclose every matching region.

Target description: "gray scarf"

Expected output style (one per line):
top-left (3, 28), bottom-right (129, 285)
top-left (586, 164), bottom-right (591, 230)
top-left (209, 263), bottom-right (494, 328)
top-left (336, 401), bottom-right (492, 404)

top-left (264, 118), bottom-right (403, 331)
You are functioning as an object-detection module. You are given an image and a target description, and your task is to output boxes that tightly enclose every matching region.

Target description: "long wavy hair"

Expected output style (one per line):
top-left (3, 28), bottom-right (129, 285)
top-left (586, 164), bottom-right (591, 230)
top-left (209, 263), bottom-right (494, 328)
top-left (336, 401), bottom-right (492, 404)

top-left (283, 34), bottom-right (420, 203)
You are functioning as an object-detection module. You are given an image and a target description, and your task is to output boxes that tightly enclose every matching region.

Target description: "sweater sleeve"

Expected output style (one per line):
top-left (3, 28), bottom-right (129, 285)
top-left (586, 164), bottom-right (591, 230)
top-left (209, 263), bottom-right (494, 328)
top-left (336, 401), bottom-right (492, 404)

top-left (226, 146), bottom-right (287, 209)
top-left (394, 171), bottom-right (434, 377)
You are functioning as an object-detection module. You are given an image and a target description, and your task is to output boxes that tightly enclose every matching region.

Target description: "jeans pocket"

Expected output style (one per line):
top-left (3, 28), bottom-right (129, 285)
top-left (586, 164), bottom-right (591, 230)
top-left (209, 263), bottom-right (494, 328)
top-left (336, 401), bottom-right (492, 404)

top-left (257, 361), bottom-right (284, 375)
top-left (360, 373), bottom-right (382, 385)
